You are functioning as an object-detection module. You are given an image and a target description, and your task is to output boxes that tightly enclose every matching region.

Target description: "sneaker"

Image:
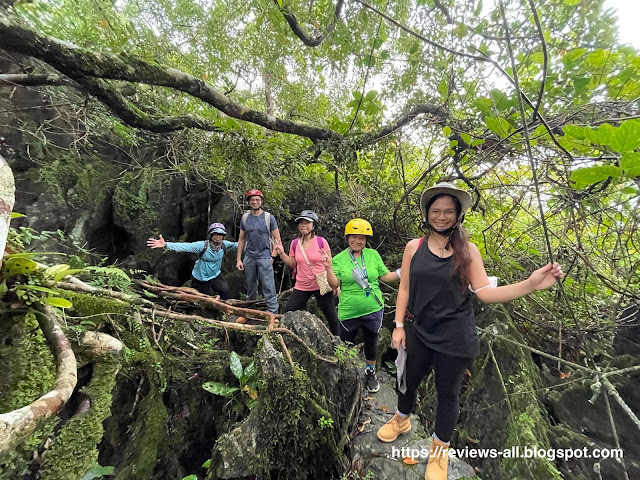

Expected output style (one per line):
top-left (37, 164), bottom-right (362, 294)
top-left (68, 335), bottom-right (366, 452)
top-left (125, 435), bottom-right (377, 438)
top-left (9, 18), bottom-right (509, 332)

top-left (365, 368), bottom-right (380, 393)
top-left (377, 412), bottom-right (411, 442)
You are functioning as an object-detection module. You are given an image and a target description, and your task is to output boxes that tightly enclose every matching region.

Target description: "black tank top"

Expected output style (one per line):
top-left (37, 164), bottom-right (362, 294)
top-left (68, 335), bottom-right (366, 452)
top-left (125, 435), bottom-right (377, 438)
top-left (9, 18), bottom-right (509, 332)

top-left (407, 238), bottom-right (479, 358)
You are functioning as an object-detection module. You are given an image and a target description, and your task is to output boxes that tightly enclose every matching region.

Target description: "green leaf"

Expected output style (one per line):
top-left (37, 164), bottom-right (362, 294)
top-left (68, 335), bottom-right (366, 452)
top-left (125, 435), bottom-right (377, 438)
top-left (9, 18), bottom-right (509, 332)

top-left (485, 117), bottom-right (511, 138)
top-left (0, 280), bottom-right (7, 298)
top-left (449, 140), bottom-right (458, 148)
top-left (43, 297), bottom-right (73, 308)
top-left (408, 43), bottom-right (420, 54)
top-left (202, 459), bottom-right (212, 468)
top-left (81, 464), bottom-right (115, 480)
top-left (1, 257), bottom-right (38, 278)
top-left (10, 212), bottom-right (26, 219)
top-left (562, 125), bottom-right (585, 140)
top-left (564, 0), bottom-right (581, 5)
top-left (437, 79), bottom-right (448, 97)
top-left (44, 264), bottom-right (70, 278)
top-left (202, 382), bottom-right (239, 397)
top-left (452, 22), bottom-right (467, 38)
top-left (460, 133), bottom-right (472, 145)
top-left (569, 165), bottom-right (622, 188)
top-left (471, 138), bottom-right (485, 147)
top-left (489, 89), bottom-right (510, 109)
top-left (229, 351), bottom-right (243, 380)
top-left (529, 52), bottom-right (545, 64)
top-left (610, 120), bottom-right (640, 152)
top-left (243, 360), bottom-right (257, 379)
top-left (54, 268), bottom-right (83, 282)
top-left (182, 476), bottom-right (198, 480)
top-left (442, 126), bottom-right (452, 137)
top-left (621, 152), bottom-right (640, 177)
top-left (583, 124), bottom-right (614, 145)
top-left (15, 285), bottom-right (57, 294)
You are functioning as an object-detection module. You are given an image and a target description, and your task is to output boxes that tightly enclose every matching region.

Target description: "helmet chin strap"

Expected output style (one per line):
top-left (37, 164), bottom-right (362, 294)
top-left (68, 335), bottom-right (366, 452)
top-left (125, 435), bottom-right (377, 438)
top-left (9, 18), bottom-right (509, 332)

top-left (430, 219), bottom-right (463, 250)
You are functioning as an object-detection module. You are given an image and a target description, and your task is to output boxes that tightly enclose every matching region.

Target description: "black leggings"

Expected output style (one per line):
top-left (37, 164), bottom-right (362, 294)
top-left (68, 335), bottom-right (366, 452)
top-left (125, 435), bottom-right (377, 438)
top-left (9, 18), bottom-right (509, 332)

top-left (284, 288), bottom-right (339, 335)
top-left (191, 275), bottom-right (229, 300)
top-left (339, 327), bottom-right (378, 362)
top-left (397, 328), bottom-right (471, 442)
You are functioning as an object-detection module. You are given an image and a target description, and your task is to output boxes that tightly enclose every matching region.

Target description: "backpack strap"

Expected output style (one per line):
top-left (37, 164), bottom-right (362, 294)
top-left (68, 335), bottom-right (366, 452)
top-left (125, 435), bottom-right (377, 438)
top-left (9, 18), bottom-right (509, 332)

top-left (418, 236), bottom-right (425, 248)
top-left (317, 236), bottom-right (324, 249)
top-left (199, 241), bottom-right (209, 259)
top-left (241, 212), bottom-right (250, 229)
top-left (292, 238), bottom-right (299, 254)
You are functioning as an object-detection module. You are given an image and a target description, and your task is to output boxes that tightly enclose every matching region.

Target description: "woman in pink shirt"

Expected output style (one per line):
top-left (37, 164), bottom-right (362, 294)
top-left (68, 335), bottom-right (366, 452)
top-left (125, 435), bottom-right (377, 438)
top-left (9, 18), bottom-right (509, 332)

top-left (274, 210), bottom-right (339, 334)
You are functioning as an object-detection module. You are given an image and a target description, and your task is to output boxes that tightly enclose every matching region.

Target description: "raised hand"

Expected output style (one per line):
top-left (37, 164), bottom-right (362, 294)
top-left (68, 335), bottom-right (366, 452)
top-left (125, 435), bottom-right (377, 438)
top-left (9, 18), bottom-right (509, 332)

top-left (274, 243), bottom-right (285, 256)
top-left (147, 234), bottom-right (166, 249)
top-left (528, 262), bottom-right (564, 291)
top-left (320, 249), bottom-right (332, 270)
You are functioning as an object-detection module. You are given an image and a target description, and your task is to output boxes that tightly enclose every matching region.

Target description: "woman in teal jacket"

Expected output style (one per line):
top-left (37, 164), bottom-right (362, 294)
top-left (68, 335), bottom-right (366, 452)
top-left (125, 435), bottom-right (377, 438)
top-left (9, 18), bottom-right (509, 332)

top-left (147, 223), bottom-right (237, 299)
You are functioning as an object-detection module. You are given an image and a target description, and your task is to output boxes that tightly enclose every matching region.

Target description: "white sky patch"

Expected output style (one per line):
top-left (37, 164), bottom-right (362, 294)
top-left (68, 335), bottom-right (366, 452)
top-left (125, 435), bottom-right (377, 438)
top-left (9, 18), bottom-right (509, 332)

top-left (605, 0), bottom-right (640, 49)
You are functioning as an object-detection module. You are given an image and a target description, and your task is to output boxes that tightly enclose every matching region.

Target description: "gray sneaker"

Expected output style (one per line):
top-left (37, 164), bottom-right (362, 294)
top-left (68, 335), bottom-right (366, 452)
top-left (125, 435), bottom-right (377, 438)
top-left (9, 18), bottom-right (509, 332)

top-left (365, 368), bottom-right (380, 393)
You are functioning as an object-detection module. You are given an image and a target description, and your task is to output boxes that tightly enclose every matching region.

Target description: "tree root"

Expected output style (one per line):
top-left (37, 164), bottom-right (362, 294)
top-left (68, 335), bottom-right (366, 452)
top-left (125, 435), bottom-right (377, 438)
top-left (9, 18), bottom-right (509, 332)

top-left (0, 305), bottom-right (77, 453)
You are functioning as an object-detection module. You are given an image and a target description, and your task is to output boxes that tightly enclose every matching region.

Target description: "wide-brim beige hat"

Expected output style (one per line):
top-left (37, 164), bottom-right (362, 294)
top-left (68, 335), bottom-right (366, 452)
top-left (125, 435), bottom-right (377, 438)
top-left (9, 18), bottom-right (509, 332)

top-left (420, 182), bottom-right (472, 220)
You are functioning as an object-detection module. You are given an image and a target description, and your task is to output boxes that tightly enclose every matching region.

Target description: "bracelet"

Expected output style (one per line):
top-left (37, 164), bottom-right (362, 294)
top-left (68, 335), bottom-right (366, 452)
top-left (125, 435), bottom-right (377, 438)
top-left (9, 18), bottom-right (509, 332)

top-left (395, 322), bottom-right (404, 328)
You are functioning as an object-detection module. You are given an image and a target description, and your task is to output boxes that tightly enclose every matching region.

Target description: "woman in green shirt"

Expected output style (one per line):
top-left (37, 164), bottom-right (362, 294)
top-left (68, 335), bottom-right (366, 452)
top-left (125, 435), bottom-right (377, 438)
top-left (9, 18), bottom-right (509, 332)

top-left (325, 218), bottom-right (400, 393)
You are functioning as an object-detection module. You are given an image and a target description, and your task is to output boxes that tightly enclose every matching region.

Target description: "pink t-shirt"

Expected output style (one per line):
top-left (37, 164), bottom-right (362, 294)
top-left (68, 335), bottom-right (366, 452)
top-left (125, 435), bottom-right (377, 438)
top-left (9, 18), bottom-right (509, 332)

top-left (289, 237), bottom-right (331, 291)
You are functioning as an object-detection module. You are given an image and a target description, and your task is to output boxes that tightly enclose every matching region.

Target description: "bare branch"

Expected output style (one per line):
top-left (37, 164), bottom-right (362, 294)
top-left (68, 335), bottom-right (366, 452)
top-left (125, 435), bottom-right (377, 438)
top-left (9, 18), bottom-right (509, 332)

top-left (0, 73), bottom-right (79, 87)
top-left (363, 103), bottom-right (448, 145)
top-left (0, 19), bottom-right (341, 141)
top-left (276, 0), bottom-right (345, 47)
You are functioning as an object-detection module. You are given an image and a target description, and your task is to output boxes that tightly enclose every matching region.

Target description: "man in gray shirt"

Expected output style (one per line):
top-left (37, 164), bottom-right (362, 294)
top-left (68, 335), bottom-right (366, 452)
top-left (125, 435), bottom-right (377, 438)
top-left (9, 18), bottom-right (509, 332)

top-left (236, 189), bottom-right (282, 313)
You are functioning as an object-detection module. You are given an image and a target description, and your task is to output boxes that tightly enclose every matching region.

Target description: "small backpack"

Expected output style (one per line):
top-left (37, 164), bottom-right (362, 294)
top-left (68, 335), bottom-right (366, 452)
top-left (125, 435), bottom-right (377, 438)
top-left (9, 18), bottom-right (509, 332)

top-left (291, 236), bottom-right (325, 280)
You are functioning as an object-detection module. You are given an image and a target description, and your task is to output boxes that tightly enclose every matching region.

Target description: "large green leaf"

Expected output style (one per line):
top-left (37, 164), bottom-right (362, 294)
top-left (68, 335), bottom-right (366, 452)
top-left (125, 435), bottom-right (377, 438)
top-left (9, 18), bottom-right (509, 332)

top-left (610, 120), bottom-right (640, 152)
top-left (562, 125), bottom-right (585, 140)
top-left (43, 297), bottom-right (74, 308)
top-left (229, 351), bottom-right (243, 380)
top-left (569, 165), bottom-right (621, 188)
top-left (583, 124), bottom-right (614, 145)
top-left (15, 285), bottom-right (57, 294)
top-left (621, 152), bottom-right (640, 177)
top-left (1, 257), bottom-right (38, 278)
top-left (81, 464), bottom-right (115, 480)
top-left (485, 116), bottom-right (511, 138)
top-left (202, 382), bottom-right (239, 397)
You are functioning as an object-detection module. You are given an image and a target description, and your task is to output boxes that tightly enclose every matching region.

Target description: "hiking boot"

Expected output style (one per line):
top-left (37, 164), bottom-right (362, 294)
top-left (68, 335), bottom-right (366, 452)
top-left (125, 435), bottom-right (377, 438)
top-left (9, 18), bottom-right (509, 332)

top-left (365, 368), bottom-right (380, 393)
top-left (377, 412), bottom-right (411, 442)
top-left (425, 437), bottom-right (449, 480)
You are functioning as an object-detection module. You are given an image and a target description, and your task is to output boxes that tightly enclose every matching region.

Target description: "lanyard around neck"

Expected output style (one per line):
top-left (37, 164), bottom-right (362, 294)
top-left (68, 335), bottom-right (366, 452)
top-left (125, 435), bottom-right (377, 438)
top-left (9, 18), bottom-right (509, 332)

top-left (349, 249), bottom-right (367, 278)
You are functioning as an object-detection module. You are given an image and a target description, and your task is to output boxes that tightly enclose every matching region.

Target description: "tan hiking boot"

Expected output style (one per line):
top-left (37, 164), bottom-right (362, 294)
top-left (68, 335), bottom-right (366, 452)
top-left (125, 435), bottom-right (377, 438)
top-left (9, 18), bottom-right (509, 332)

top-left (425, 437), bottom-right (449, 480)
top-left (376, 412), bottom-right (411, 442)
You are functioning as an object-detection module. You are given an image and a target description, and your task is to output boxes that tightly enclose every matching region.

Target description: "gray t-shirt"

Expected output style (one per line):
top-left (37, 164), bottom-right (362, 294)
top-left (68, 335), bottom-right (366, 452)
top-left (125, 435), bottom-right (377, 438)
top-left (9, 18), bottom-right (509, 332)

top-left (241, 211), bottom-right (278, 259)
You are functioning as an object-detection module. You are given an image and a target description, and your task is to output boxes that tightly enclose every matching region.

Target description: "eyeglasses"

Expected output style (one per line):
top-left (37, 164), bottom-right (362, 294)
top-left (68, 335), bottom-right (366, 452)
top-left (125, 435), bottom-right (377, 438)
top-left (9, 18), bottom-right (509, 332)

top-left (429, 209), bottom-right (457, 218)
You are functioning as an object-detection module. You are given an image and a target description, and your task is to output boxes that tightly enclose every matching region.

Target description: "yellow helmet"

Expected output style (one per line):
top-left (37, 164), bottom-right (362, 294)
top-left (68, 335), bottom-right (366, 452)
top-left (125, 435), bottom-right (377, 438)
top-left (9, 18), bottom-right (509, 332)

top-left (345, 218), bottom-right (373, 236)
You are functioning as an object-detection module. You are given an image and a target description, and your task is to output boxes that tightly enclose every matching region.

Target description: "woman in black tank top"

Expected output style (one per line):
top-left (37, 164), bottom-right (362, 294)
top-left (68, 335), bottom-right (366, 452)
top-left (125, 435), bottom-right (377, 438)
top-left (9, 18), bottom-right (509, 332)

top-left (376, 182), bottom-right (563, 480)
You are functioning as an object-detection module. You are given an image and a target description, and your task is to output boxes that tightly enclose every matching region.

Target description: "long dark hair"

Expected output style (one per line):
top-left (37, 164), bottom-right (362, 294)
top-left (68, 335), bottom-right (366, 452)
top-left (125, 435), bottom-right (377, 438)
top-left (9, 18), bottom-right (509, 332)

top-left (425, 194), bottom-right (471, 291)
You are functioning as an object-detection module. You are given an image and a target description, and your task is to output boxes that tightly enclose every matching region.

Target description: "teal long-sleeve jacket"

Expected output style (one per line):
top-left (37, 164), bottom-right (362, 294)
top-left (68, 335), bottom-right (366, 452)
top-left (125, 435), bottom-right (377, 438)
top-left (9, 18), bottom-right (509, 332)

top-left (165, 240), bottom-right (238, 281)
